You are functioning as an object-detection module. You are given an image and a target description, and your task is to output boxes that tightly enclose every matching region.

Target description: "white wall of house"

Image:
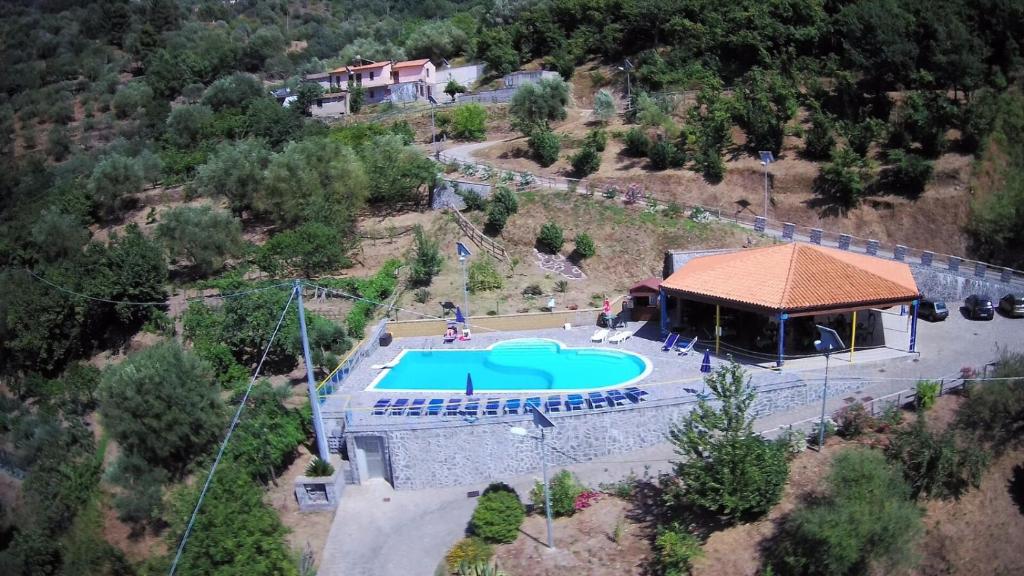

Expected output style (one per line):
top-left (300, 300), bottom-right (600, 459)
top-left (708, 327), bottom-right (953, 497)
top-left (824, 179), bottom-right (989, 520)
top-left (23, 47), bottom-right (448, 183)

top-left (437, 64), bottom-right (485, 89)
top-left (311, 95), bottom-right (349, 117)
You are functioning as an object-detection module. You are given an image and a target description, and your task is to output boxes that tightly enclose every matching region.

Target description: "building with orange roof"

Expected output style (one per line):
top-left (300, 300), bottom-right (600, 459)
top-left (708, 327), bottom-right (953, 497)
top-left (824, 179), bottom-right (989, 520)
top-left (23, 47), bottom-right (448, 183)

top-left (659, 243), bottom-right (922, 366)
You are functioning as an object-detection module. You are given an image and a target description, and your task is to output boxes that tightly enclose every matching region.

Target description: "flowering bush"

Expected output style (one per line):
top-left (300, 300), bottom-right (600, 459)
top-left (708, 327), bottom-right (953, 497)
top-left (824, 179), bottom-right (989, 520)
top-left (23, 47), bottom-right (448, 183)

top-left (624, 183), bottom-right (643, 204)
top-left (574, 490), bottom-right (601, 511)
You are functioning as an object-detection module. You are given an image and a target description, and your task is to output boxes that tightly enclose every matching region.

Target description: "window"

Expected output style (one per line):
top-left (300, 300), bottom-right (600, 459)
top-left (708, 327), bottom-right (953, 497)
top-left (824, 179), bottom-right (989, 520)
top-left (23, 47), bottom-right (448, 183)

top-left (369, 89), bottom-right (374, 98)
top-left (426, 68), bottom-right (430, 77)
top-left (370, 71), bottom-right (375, 81)
top-left (316, 99), bottom-right (323, 108)
top-left (356, 73), bottom-right (362, 83)
top-left (633, 295), bottom-right (651, 307)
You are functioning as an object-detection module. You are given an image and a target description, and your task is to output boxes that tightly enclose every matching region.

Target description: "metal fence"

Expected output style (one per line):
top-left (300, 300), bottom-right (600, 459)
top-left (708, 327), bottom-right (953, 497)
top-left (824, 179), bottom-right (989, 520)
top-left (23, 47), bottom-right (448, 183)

top-left (317, 319), bottom-right (389, 401)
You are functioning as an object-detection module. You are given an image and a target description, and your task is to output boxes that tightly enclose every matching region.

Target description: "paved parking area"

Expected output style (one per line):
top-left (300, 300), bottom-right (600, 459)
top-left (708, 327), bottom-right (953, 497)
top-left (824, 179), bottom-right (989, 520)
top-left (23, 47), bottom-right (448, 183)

top-left (319, 310), bottom-right (1024, 576)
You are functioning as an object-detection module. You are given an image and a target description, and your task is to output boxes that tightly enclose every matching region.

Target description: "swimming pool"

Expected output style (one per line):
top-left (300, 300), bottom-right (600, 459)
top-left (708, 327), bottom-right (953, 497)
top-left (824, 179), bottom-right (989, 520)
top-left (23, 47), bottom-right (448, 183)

top-left (367, 338), bottom-right (652, 392)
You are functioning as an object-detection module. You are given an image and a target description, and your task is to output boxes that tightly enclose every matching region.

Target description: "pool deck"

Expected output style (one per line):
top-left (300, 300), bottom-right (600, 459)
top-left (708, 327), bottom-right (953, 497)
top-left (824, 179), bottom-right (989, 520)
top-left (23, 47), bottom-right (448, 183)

top-left (320, 318), bottom-right (914, 427)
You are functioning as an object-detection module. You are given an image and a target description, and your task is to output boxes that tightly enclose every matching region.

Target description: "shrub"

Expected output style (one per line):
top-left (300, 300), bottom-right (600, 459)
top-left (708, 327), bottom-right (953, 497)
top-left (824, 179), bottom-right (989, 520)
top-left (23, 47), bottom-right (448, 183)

top-left (522, 284), bottom-right (543, 297)
top-left (570, 144), bottom-right (601, 177)
top-left (531, 470), bottom-right (586, 517)
top-left (775, 429), bottom-right (808, 456)
top-left (769, 449), bottom-right (922, 576)
top-left (470, 488), bottom-right (525, 543)
top-left (458, 189), bottom-right (487, 212)
top-left (585, 129), bottom-right (608, 152)
top-left (305, 457), bottom-right (335, 477)
top-left (881, 150), bottom-right (933, 199)
top-left (256, 222), bottom-right (349, 277)
top-left (837, 402), bottom-right (874, 439)
top-left (809, 419), bottom-right (836, 447)
top-left (451, 104), bottom-right (487, 140)
top-left (555, 279), bottom-right (569, 293)
top-left (537, 222), bottom-right (564, 254)
top-left (529, 129), bottom-right (561, 167)
top-left (888, 414), bottom-right (988, 500)
top-left (409, 225), bottom-right (443, 287)
top-left (956, 350), bottom-right (1024, 447)
top-left (573, 233), bottom-right (596, 259)
top-left (414, 288), bottom-right (431, 304)
top-left (804, 111), bottom-right (835, 160)
top-left (485, 202), bottom-right (510, 233)
top-left (491, 186), bottom-right (518, 216)
top-left (624, 127), bottom-right (651, 157)
top-left (593, 89), bottom-right (616, 123)
top-left (648, 140), bottom-right (684, 170)
top-left (445, 537), bottom-right (493, 570)
top-left (468, 259), bottom-right (503, 293)
top-left (654, 523), bottom-right (703, 576)
top-left (916, 380), bottom-right (941, 411)
top-left (814, 148), bottom-right (870, 211)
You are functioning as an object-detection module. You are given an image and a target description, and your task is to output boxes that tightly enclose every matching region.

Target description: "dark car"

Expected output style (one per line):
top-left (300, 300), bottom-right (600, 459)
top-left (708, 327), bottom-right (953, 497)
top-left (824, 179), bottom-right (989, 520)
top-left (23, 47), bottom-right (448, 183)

top-left (964, 294), bottom-right (995, 320)
top-left (919, 299), bottom-right (948, 321)
top-left (999, 293), bottom-right (1024, 317)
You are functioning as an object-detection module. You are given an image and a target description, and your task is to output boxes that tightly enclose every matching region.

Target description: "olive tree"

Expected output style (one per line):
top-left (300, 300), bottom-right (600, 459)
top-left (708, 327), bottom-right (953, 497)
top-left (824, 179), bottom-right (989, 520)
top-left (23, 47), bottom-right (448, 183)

top-left (156, 205), bottom-right (245, 277)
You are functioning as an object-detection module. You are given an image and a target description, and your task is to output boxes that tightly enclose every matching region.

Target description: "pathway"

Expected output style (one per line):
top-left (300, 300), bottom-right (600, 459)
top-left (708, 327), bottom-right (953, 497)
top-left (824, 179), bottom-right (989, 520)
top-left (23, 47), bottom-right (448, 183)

top-left (534, 248), bottom-right (586, 280)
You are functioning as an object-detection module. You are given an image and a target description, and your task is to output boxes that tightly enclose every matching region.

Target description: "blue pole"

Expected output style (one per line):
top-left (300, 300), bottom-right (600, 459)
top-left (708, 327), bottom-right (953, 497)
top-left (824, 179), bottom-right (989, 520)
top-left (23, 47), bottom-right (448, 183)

top-left (777, 313), bottom-right (787, 367)
top-left (909, 299), bottom-right (919, 352)
top-left (659, 288), bottom-right (669, 338)
top-left (295, 281), bottom-right (331, 461)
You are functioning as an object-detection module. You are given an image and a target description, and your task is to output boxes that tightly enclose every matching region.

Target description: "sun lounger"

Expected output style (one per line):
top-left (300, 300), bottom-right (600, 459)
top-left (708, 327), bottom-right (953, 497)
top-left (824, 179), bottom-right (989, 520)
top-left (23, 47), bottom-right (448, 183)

top-left (406, 398), bottom-right (426, 416)
top-left (608, 330), bottom-right (634, 344)
top-left (606, 389), bottom-right (628, 407)
top-left (444, 398), bottom-right (462, 416)
top-left (587, 391), bottom-right (608, 409)
top-left (389, 398), bottom-right (409, 415)
top-left (462, 399), bottom-right (480, 416)
top-left (662, 333), bottom-right (680, 351)
top-left (525, 397), bottom-right (542, 413)
top-left (504, 398), bottom-right (522, 415)
top-left (372, 399), bottom-right (390, 415)
top-left (591, 328), bottom-right (610, 342)
top-left (545, 395), bottom-right (562, 413)
top-left (566, 394), bottom-right (585, 411)
top-left (675, 336), bottom-right (698, 355)
top-left (625, 387), bottom-right (649, 403)
top-left (484, 399), bottom-right (500, 416)
top-left (426, 398), bottom-right (445, 415)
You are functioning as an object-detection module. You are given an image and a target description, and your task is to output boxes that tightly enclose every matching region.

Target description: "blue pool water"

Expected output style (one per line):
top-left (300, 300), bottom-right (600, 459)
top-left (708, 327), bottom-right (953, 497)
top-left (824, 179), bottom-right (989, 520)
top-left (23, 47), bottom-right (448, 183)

top-left (368, 339), bottom-right (651, 392)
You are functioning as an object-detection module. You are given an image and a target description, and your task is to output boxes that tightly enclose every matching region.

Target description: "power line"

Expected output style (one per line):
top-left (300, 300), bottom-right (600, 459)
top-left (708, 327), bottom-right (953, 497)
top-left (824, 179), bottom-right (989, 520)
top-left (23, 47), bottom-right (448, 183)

top-left (167, 288), bottom-right (297, 576)
top-left (16, 267), bottom-right (292, 306)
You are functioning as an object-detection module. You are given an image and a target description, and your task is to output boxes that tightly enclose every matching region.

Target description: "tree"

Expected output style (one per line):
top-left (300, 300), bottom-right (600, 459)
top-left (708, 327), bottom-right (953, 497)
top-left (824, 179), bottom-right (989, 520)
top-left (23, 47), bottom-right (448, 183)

top-left (348, 80), bottom-right (365, 113)
top-left (509, 78), bottom-right (569, 135)
top-left (470, 488), bottom-right (525, 544)
top-left (294, 83), bottom-right (324, 117)
top-left (99, 341), bottom-right (224, 473)
top-left (528, 129), bottom-right (561, 167)
top-left (112, 82), bottom-right (154, 119)
top-left (769, 449), bottom-right (922, 576)
top-left (879, 150), bottom-right (933, 199)
top-left (804, 110), bottom-right (835, 160)
top-left (573, 233), bottom-right (595, 259)
top-left (46, 124), bottom-right (73, 162)
top-left (688, 85), bottom-right (732, 182)
top-left (259, 137), bottom-right (369, 239)
top-left (444, 78), bottom-right (467, 101)
top-left (593, 89), bottom-right (616, 123)
top-left (836, 0), bottom-right (919, 92)
top-left (87, 153), bottom-right (145, 221)
top-left (734, 68), bottom-right (797, 155)
top-left (358, 135), bottom-right (437, 204)
top-left (223, 381), bottom-right (306, 483)
top-left (570, 144), bottom-right (601, 176)
top-left (405, 21), bottom-right (468, 62)
top-left (408, 225), bottom-right (443, 287)
top-left (450, 104), bottom-right (487, 140)
top-left (164, 104), bottom-right (213, 148)
top-left (814, 148), bottom-right (871, 212)
top-left (244, 97), bottom-right (304, 149)
top-left (668, 361), bottom-right (788, 520)
top-left (256, 223), bottom-right (350, 277)
top-left (156, 205), bottom-right (245, 277)
top-left (624, 127), bottom-right (651, 157)
top-left (537, 222), bottom-right (564, 254)
top-left (478, 28), bottom-right (518, 76)
top-left (191, 139), bottom-right (271, 215)
top-left (241, 26), bottom-right (286, 72)
top-left (648, 140), bottom-right (684, 170)
top-left (486, 186), bottom-right (518, 234)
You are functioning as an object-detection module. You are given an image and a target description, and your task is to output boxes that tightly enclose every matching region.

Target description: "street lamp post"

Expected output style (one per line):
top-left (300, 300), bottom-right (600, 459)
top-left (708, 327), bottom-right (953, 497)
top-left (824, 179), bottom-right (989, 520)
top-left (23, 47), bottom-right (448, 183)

top-left (759, 151), bottom-right (774, 221)
top-left (456, 242), bottom-right (471, 319)
top-left (510, 407), bottom-right (556, 549)
top-left (617, 59), bottom-right (633, 110)
top-left (814, 325), bottom-right (845, 451)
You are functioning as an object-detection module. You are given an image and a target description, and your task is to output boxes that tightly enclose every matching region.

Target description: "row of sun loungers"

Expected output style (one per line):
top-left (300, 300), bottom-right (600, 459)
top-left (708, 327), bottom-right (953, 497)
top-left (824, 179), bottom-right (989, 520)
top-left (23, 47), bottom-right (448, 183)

top-left (591, 328), bottom-right (635, 344)
top-left (370, 386), bottom-right (650, 417)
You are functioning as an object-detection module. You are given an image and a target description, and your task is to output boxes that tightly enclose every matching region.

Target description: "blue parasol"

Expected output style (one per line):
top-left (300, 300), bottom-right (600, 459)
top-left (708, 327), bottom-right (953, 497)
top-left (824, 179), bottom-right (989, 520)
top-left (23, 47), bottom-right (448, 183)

top-left (700, 349), bottom-right (712, 373)
top-left (455, 306), bottom-right (465, 324)
top-left (465, 372), bottom-right (474, 396)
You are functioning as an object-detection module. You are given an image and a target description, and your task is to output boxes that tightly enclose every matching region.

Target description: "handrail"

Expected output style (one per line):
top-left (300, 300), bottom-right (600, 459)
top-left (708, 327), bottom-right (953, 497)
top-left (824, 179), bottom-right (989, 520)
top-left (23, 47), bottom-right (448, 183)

top-left (447, 208), bottom-right (511, 264)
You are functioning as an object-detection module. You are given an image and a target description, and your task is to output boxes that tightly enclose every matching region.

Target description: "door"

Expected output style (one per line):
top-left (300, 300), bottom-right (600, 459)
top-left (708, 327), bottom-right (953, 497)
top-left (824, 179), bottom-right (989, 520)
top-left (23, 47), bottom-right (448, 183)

top-left (354, 436), bottom-right (387, 481)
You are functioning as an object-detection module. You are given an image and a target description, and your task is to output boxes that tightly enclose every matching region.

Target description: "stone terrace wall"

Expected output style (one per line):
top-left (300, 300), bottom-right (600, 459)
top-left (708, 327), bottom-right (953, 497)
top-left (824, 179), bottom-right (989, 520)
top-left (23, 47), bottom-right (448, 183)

top-left (388, 307), bottom-right (606, 338)
top-left (910, 264), bottom-right (1015, 302)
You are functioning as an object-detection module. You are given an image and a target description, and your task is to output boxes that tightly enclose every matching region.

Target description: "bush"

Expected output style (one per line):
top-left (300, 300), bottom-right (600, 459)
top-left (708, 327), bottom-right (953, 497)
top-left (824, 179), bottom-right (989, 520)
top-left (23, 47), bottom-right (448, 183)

top-left (809, 419), bottom-right (837, 447)
top-left (522, 284), bottom-right (543, 297)
top-left (305, 457), bottom-right (335, 477)
top-left (156, 205), bottom-right (245, 277)
top-left (956, 350), bottom-right (1024, 447)
top-left (880, 150), bottom-right (933, 199)
top-left (531, 470), bottom-right (585, 517)
top-left (445, 538), bottom-right (493, 570)
top-left (837, 402), bottom-right (874, 439)
top-left (256, 222), bottom-right (350, 277)
top-left (509, 77), bottom-right (569, 135)
top-left (654, 523), bottom-right (703, 576)
top-left (573, 233), bottom-right (596, 259)
top-left (624, 127), bottom-right (651, 157)
top-left (570, 144), bottom-right (601, 177)
top-left (414, 288), bottom-right (431, 304)
top-left (458, 189), bottom-right (487, 212)
top-left (491, 186), bottom-right (518, 216)
top-left (804, 111), bottom-right (835, 160)
top-left (915, 380), bottom-right (941, 411)
top-left (888, 414), bottom-right (988, 500)
top-left (451, 104), bottom-right (487, 141)
top-left (529, 129), bottom-right (561, 167)
top-left (814, 148), bottom-right (870, 211)
top-left (769, 449), bottom-right (922, 576)
top-left (537, 222), bottom-right (564, 254)
top-left (585, 129), bottom-right (608, 152)
top-left (648, 140), bottom-right (684, 170)
top-left (409, 225), bottom-right (443, 287)
top-left (594, 89), bottom-right (616, 123)
top-left (468, 259), bottom-right (503, 293)
top-left (470, 488), bottom-right (525, 543)
top-left (485, 202), bottom-right (510, 234)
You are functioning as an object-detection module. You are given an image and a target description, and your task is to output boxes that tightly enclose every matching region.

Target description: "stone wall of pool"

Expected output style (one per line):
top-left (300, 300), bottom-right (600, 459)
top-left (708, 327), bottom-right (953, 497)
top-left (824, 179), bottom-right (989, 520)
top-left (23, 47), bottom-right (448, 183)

top-left (327, 363), bottom-right (905, 489)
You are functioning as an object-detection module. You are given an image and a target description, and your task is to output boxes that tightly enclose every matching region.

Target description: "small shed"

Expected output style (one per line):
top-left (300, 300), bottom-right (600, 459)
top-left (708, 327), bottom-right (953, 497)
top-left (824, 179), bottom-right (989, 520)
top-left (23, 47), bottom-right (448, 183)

top-left (628, 277), bottom-right (661, 321)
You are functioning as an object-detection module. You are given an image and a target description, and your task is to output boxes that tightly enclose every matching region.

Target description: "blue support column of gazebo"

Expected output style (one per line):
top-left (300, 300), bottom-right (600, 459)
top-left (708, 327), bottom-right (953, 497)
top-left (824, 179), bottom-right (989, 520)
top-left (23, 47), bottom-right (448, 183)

top-left (777, 312), bottom-right (788, 367)
top-left (909, 299), bottom-right (919, 352)
top-left (659, 288), bottom-right (669, 338)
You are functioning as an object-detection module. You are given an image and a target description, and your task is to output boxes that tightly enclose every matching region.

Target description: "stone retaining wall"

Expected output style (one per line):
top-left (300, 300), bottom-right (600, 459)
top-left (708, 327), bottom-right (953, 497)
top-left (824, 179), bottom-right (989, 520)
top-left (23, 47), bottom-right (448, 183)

top-left (387, 307), bottom-right (606, 338)
top-left (909, 264), bottom-right (1015, 302)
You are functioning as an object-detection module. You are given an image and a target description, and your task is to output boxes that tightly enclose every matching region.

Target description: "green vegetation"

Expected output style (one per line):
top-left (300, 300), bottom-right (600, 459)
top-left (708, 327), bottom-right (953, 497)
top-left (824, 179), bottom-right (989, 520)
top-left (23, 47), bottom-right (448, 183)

top-left (537, 222), bottom-right (565, 254)
top-left (445, 537), bottom-right (494, 571)
top-left (409, 225), bottom-right (443, 287)
top-left (486, 186), bottom-right (519, 234)
top-left (668, 361), bottom-right (788, 520)
top-left (888, 414), bottom-right (989, 500)
top-left (915, 379), bottom-right (941, 410)
top-left (654, 523), bottom-right (704, 576)
top-left (469, 258), bottom-right (503, 293)
top-left (768, 449), bottom-right (923, 576)
top-left (449, 104), bottom-right (488, 141)
top-left (573, 233), bottom-right (596, 260)
top-left (570, 144), bottom-right (601, 177)
top-left (305, 457), bottom-right (335, 478)
top-left (594, 90), bottom-right (616, 123)
top-left (469, 484), bottom-right (526, 543)
top-left (531, 470), bottom-right (586, 518)
top-left (528, 129), bottom-right (561, 167)
top-left (156, 205), bottom-right (245, 278)
top-left (510, 77), bottom-right (570, 136)
top-left (445, 79), bottom-right (467, 101)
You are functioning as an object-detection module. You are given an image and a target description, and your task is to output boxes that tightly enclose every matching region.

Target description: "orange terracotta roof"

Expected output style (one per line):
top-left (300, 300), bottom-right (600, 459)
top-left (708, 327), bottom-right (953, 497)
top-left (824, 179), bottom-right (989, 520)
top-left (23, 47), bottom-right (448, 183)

top-left (660, 244), bottom-right (920, 312)
top-left (629, 277), bottom-right (661, 294)
top-left (393, 58), bottom-right (431, 69)
top-left (347, 61), bottom-right (390, 72)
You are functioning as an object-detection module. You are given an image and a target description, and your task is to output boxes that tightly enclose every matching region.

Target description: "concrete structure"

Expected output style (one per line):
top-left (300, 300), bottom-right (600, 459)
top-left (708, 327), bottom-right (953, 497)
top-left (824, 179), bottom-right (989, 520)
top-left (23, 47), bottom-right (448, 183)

top-left (293, 471), bottom-right (343, 511)
top-left (310, 92), bottom-right (350, 117)
top-left (504, 70), bottom-right (560, 87)
top-left (628, 277), bottom-right (661, 322)
top-left (437, 63), bottom-right (485, 89)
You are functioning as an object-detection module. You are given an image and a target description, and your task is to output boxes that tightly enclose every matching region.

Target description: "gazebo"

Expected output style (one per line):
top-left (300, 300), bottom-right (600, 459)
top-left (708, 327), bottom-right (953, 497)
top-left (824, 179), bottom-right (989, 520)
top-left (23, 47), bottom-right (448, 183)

top-left (627, 277), bottom-right (662, 321)
top-left (659, 243), bottom-right (922, 366)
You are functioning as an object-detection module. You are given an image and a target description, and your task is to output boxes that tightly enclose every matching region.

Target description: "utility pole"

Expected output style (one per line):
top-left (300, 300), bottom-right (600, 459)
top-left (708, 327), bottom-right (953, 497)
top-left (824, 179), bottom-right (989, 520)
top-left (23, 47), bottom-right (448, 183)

top-left (295, 281), bottom-right (330, 461)
top-left (759, 151), bottom-right (774, 221)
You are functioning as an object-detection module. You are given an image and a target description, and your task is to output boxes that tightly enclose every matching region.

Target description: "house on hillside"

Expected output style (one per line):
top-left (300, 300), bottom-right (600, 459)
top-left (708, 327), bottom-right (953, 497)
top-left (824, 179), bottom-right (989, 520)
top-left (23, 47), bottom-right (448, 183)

top-left (310, 91), bottom-right (350, 118)
top-left (329, 61), bottom-right (394, 104)
top-left (389, 59), bottom-right (436, 102)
